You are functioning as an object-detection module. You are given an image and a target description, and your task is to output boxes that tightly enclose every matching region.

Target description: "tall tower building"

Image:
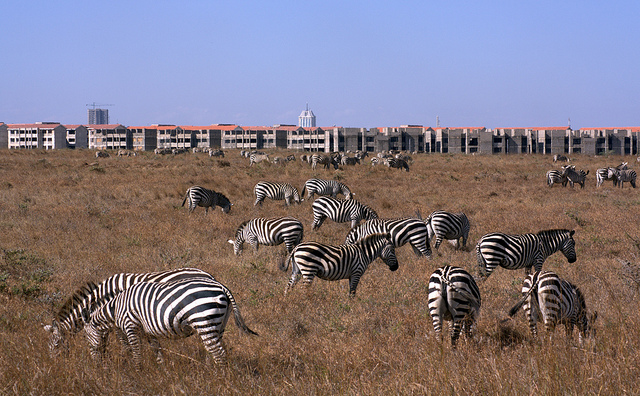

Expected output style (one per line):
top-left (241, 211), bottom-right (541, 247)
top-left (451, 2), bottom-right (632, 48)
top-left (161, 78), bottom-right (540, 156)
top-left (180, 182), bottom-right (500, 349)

top-left (88, 108), bottom-right (109, 125)
top-left (298, 104), bottom-right (316, 127)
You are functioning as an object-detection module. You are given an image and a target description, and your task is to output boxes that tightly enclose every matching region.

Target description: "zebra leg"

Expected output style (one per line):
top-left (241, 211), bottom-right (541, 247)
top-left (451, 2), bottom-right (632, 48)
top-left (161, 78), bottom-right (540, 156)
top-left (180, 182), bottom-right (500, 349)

top-left (122, 319), bottom-right (144, 370)
top-left (254, 195), bottom-right (264, 206)
top-left (285, 195), bottom-right (292, 206)
top-left (198, 330), bottom-right (227, 365)
top-left (434, 236), bottom-right (443, 250)
top-left (147, 335), bottom-right (164, 364)
top-left (285, 262), bottom-right (301, 295)
top-left (450, 319), bottom-right (463, 347)
top-left (312, 216), bottom-right (326, 230)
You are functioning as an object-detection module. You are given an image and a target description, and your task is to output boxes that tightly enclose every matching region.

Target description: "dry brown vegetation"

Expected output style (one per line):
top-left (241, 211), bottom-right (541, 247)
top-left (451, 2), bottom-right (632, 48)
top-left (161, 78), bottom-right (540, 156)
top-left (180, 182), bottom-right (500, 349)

top-left (1, 149), bottom-right (639, 395)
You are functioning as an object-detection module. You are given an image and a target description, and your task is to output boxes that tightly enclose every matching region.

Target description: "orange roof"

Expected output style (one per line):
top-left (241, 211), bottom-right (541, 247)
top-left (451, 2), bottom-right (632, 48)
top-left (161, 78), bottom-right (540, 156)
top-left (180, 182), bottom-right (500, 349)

top-left (7, 123), bottom-right (62, 129)
top-left (86, 124), bottom-right (125, 129)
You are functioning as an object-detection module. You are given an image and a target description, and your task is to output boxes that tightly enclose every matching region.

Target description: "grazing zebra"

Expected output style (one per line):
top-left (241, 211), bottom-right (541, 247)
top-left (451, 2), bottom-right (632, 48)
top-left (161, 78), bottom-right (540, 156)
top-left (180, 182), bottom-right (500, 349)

top-left (282, 233), bottom-right (398, 297)
top-left (508, 271), bottom-right (597, 342)
top-left (301, 178), bottom-right (353, 200)
top-left (370, 157), bottom-right (381, 166)
top-left (561, 165), bottom-right (589, 188)
top-left (553, 154), bottom-right (569, 163)
top-left (82, 278), bottom-right (258, 368)
top-left (117, 149), bottom-right (136, 157)
top-left (209, 149), bottom-right (225, 157)
top-left (355, 150), bottom-right (368, 160)
top-left (254, 181), bottom-right (302, 206)
top-left (228, 217), bottom-right (304, 255)
top-left (95, 150), bottom-right (110, 158)
top-left (395, 153), bottom-right (413, 163)
top-left (476, 229), bottom-right (577, 280)
top-left (425, 211), bottom-right (470, 251)
top-left (596, 167), bottom-right (617, 188)
top-left (154, 148), bottom-right (172, 155)
top-left (182, 185), bottom-right (232, 214)
top-left (384, 158), bottom-right (410, 172)
top-left (300, 154), bottom-right (308, 163)
top-left (341, 156), bottom-right (360, 166)
top-left (249, 153), bottom-right (270, 166)
top-left (311, 154), bottom-right (338, 170)
top-left (546, 169), bottom-right (568, 187)
top-left (345, 218), bottom-right (432, 257)
top-left (428, 266), bottom-right (481, 346)
top-left (608, 168), bottom-right (637, 188)
top-left (311, 196), bottom-right (378, 230)
top-left (43, 268), bottom-right (217, 353)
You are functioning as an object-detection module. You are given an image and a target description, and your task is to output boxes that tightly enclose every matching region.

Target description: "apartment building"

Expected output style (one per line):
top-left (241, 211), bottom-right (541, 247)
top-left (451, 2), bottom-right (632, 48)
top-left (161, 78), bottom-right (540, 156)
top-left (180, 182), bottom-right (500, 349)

top-left (88, 124), bottom-right (130, 150)
top-left (7, 123), bottom-right (67, 150)
top-left (64, 125), bottom-right (89, 149)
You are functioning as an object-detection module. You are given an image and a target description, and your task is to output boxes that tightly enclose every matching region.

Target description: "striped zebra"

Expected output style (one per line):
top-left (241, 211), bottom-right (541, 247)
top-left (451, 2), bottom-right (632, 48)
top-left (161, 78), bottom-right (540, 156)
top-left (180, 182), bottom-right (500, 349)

top-left (508, 271), bottom-right (597, 342)
top-left (561, 165), bottom-right (589, 188)
top-left (254, 181), bottom-right (302, 206)
top-left (249, 153), bottom-right (270, 166)
top-left (301, 178), bottom-right (353, 200)
top-left (311, 196), bottom-right (378, 230)
top-left (476, 229), bottom-right (577, 280)
top-left (182, 185), bottom-right (232, 214)
top-left (370, 157), bottom-right (380, 166)
top-left (228, 217), bottom-right (304, 255)
top-left (345, 218), bottom-right (432, 257)
top-left (546, 169), bottom-right (568, 187)
top-left (425, 211), bottom-right (470, 251)
top-left (311, 154), bottom-right (338, 170)
top-left (598, 162), bottom-right (630, 187)
top-left (341, 156), bottom-right (360, 166)
top-left (82, 278), bottom-right (258, 368)
top-left (608, 168), bottom-right (637, 188)
top-left (428, 266), bottom-right (481, 346)
top-left (282, 233), bottom-right (398, 297)
top-left (384, 157), bottom-right (410, 172)
top-left (553, 154), bottom-right (569, 163)
top-left (43, 268), bottom-right (217, 353)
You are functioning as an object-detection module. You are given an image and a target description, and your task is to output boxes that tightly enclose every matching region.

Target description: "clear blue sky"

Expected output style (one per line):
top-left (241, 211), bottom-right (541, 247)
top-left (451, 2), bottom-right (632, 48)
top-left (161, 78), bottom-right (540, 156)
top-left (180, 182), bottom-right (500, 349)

top-left (2, 1), bottom-right (638, 129)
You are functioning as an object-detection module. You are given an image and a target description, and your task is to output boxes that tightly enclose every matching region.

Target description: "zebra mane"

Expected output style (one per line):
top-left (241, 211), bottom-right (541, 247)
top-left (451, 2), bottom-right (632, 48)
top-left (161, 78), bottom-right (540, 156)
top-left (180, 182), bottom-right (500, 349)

top-left (235, 220), bottom-right (251, 235)
top-left (55, 281), bottom-right (99, 322)
top-left (536, 229), bottom-right (573, 238)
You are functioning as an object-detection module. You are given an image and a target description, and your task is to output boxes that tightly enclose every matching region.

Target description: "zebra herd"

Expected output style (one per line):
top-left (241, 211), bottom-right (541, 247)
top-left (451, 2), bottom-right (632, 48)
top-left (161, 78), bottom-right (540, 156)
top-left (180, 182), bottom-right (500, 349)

top-left (547, 161), bottom-right (637, 188)
top-left (44, 156), bottom-right (600, 370)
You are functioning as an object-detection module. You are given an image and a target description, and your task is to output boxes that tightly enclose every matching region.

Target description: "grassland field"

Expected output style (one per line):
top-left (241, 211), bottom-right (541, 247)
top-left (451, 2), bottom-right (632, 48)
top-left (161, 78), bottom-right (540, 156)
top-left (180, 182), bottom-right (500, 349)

top-left (0, 149), bottom-right (639, 395)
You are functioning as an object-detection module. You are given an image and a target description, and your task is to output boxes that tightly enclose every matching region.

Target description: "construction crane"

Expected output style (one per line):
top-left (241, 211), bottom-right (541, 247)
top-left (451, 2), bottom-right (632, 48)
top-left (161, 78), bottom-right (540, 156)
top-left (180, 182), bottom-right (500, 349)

top-left (86, 102), bottom-right (114, 109)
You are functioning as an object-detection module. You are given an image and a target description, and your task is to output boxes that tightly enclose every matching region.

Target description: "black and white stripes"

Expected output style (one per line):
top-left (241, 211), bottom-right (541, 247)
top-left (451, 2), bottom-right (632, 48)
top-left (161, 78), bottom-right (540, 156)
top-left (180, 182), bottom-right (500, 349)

top-left (229, 217), bottom-right (304, 255)
top-left (254, 181), bottom-right (302, 206)
top-left (301, 178), bottom-right (353, 200)
top-left (182, 185), bottom-right (232, 214)
top-left (425, 211), bottom-right (470, 251)
top-left (311, 196), bottom-right (378, 229)
top-left (345, 217), bottom-right (432, 257)
top-left (283, 233), bottom-right (398, 296)
top-left (83, 278), bottom-right (257, 368)
top-left (476, 229), bottom-right (577, 280)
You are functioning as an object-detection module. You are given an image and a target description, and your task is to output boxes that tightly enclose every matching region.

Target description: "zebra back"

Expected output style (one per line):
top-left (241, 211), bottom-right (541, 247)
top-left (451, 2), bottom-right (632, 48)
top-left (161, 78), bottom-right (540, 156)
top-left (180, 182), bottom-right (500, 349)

top-left (229, 217), bottom-right (304, 255)
top-left (311, 196), bottom-right (378, 230)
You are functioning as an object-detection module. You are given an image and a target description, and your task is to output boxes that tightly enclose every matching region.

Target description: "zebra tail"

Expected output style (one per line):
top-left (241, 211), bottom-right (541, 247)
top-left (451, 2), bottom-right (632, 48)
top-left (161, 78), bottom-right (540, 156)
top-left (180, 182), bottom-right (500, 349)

top-left (508, 271), bottom-right (542, 317)
top-left (181, 194), bottom-right (188, 207)
top-left (301, 184), bottom-right (307, 200)
top-left (439, 275), bottom-right (480, 310)
top-left (222, 286), bottom-right (258, 336)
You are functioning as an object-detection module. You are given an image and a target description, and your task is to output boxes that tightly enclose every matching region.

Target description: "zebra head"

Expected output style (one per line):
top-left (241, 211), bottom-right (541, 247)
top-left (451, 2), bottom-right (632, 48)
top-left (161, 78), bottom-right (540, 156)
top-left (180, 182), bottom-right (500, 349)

top-left (229, 220), bottom-right (250, 255)
top-left (607, 167), bottom-right (619, 180)
top-left (380, 234), bottom-right (399, 272)
top-left (558, 229), bottom-right (577, 263)
top-left (537, 229), bottom-right (577, 263)
top-left (43, 320), bottom-right (65, 354)
top-left (218, 194), bottom-right (232, 214)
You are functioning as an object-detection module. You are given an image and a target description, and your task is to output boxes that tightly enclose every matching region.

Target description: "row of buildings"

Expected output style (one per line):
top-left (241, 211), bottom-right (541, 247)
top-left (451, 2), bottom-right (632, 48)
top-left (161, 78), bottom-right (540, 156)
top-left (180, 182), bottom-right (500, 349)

top-left (1, 122), bottom-right (640, 156)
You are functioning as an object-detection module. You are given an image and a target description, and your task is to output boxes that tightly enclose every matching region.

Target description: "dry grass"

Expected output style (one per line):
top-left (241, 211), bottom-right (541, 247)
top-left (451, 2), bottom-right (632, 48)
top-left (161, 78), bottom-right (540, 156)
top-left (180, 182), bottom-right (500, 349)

top-left (1, 149), bottom-right (639, 395)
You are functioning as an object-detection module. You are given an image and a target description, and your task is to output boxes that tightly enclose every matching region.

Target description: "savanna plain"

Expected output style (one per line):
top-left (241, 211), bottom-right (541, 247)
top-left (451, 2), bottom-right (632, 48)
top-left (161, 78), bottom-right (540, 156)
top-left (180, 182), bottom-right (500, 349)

top-left (1, 149), bottom-right (639, 395)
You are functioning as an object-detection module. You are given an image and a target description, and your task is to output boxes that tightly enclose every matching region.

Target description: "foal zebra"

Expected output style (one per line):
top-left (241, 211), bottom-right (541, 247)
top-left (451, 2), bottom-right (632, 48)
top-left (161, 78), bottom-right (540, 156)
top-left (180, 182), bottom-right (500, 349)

top-left (561, 165), bottom-right (589, 188)
top-left (428, 266), bottom-right (481, 346)
top-left (311, 196), bottom-right (378, 230)
top-left (282, 233), bottom-right (398, 297)
top-left (43, 268), bottom-right (217, 352)
top-left (608, 168), bottom-right (637, 188)
top-left (182, 185), bottom-right (232, 214)
top-left (311, 154), bottom-right (339, 170)
top-left (228, 217), bottom-right (304, 255)
top-left (254, 181), bottom-right (302, 206)
top-left (345, 218), bottom-right (432, 257)
top-left (301, 178), bottom-right (353, 200)
top-left (83, 278), bottom-right (258, 368)
top-left (425, 211), bottom-right (470, 251)
top-left (508, 270), bottom-right (597, 342)
top-left (476, 229), bottom-right (577, 280)
top-left (546, 169), bottom-right (568, 187)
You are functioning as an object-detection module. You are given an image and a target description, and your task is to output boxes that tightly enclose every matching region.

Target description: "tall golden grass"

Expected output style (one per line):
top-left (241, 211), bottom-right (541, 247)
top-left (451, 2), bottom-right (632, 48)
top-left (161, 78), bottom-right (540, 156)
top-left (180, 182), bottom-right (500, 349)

top-left (0, 149), bottom-right (639, 395)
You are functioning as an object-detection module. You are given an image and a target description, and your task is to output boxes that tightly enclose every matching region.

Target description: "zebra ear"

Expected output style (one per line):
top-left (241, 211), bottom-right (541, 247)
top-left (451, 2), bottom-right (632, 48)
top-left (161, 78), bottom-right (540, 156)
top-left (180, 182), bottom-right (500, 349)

top-left (570, 230), bottom-right (575, 236)
top-left (227, 239), bottom-right (234, 245)
top-left (80, 308), bottom-right (91, 324)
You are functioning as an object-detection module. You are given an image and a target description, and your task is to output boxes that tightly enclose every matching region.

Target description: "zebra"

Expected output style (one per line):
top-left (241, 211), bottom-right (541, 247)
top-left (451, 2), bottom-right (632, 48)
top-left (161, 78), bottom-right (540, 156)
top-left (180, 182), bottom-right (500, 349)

top-left (508, 271), bottom-right (597, 342)
top-left (553, 154), bottom-right (569, 163)
top-left (428, 266), bottom-right (481, 346)
top-left (228, 217), bottom-right (304, 255)
top-left (154, 148), bottom-right (172, 155)
top-left (476, 229), bottom-right (577, 280)
top-left (117, 149), bottom-right (136, 157)
top-left (608, 168), bottom-right (637, 188)
top-left (384, 157), bottom-right (410, 172)
top-left (341, 156), bottom-right (360, 166)
top-left (370, 157), bottom-right (381, 166)
top-left (182, 185), bottom-right (232, 214)
top-left (82, 278), bottom-right (258, 368)
top-left (300, 154), bottom-right (309, 163)
top-left (561, 165), bottom-right (589, 188)
top-left (345, 218), bottom-right (432, 257)
top-left (425, 211), bottom-right (470, 251)
top-left (311, 196), bottom-right (378, 230)
top-left (254, 181), bottom-right (302, 206)
top-left (311, 154), bottom-right (338, 170)
top-left (546, 169), bottom-right (568, 187)
top-left (282, 233), bottom-right (398, 297)
top-left (301, 178), bottom-right (353, 201)
top-left (95, 150), bottom-right (110, 158)
top-left (249, 153), bottom-right (270, 166)
top-left (209, 149), bottom-right (225, 157)
top-left (596, 167), bottom-right (617, 188)
top-left (43, 268), bottom-right (217, 353)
